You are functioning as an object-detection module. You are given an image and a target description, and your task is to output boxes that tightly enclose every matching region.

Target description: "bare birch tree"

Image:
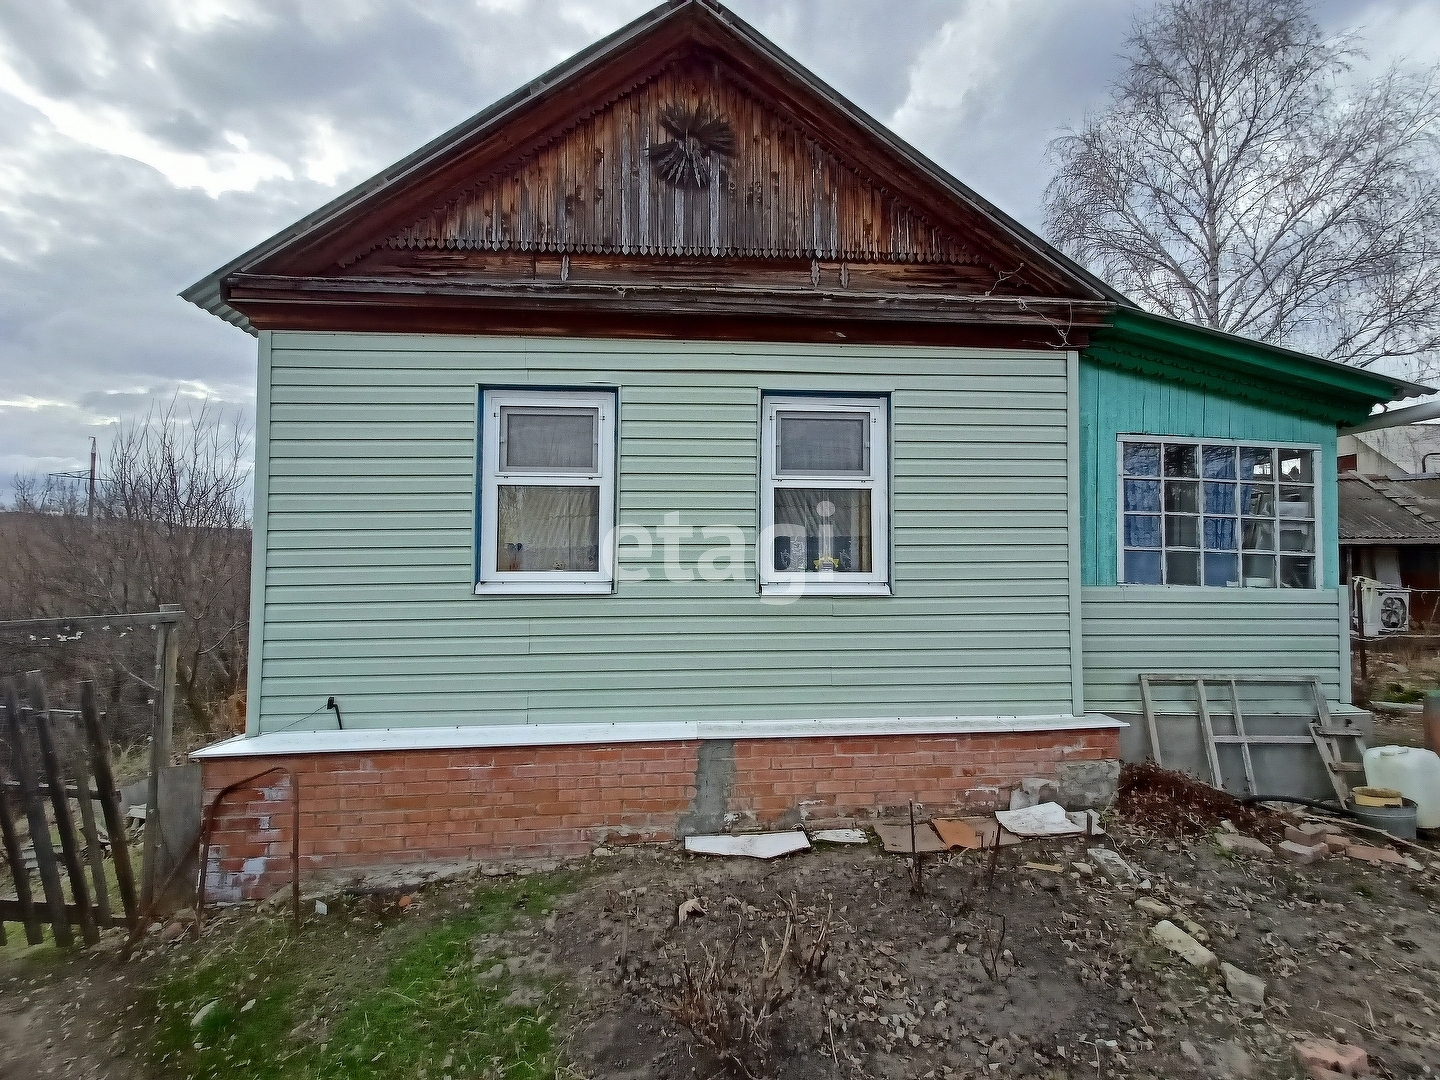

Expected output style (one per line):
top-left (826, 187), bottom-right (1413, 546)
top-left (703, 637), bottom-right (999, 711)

top-left (1044, 0), bottom-right (1440, 374)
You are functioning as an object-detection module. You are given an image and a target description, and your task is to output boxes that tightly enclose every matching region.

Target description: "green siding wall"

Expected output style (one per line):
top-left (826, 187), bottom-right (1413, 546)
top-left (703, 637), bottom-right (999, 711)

top-left (1078, 357), bottom-right (1348, 710)
top-left (1079, 357), bottom-right (1340, 588)
top-left (251, 333), bottom-right (1082, 733)
top-left (1081, 586), bottom-right (1346, 712)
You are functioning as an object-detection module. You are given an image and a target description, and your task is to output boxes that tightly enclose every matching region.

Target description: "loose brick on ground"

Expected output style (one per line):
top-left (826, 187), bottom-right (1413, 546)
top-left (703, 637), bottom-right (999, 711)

top-left (1294, 1038), bottom-right (1368, 1076)
top-left (1279, 839), bottom-right (1326, 863)
top-left (1217, 832), bottom-right (1273, 857)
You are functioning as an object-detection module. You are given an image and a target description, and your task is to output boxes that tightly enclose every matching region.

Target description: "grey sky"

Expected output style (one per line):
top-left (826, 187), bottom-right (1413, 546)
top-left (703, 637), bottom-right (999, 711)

top-left (2, 0), bottom-right (1437, 487)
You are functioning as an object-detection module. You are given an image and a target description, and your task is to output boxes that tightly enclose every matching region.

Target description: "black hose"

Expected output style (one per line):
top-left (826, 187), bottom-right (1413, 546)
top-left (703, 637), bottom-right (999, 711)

top-left (1238, 794), bottom-right (1355, 817)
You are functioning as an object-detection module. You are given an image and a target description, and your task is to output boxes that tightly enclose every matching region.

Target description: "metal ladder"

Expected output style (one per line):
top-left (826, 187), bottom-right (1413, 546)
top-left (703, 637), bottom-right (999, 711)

top-left (1138, 674), bottom-right (1365, 802)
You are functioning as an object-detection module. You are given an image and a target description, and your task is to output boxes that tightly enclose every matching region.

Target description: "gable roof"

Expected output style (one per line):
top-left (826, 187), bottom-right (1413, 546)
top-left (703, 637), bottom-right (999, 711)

top-left (183, 0), bottom-right (1126, 333)
top-left (1340, 473), bottom-right (1440, 544)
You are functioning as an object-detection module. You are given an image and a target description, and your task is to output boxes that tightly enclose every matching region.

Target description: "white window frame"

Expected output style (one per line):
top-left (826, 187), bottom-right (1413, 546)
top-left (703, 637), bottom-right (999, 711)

top-left (760, 395), bottom-right (890, 596)
top-left (477, 388), bottom-right (616, 595)
top-left (1115, 434), bottom-right (1323, 590)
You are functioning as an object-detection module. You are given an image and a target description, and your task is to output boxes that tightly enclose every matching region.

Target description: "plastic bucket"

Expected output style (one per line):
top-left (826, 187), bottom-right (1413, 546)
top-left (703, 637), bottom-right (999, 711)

top-left (1348, 797), bottom-right (1419, 840)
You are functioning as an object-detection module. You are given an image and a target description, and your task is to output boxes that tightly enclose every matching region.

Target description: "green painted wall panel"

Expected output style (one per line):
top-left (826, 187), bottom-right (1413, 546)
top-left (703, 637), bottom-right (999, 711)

top-left (1079, 358), bottom-right (1339, 587)
top-left (1076, 358), bottom-right (1348, 711)
top-left (253, 332), bottom-right (1082, 733)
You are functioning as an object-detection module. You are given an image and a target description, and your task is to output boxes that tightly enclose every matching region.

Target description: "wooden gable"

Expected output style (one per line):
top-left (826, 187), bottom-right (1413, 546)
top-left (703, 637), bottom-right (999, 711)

top-left (199, 0), bottom-right (1119, 346)
top-left (376, 57), bottom-right (985, 267)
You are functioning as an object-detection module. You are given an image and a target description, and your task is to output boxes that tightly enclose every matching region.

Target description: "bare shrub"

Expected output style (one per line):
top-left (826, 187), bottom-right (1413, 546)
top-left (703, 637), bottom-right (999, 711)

top-left (976, 914), bottom-right (1013, 983)
top-left (664, 919), bottom-right (795, 1080)
top-left (784, 894), bottom-right (832, 981)
top-left (1, 399), bottom-right (251, 744)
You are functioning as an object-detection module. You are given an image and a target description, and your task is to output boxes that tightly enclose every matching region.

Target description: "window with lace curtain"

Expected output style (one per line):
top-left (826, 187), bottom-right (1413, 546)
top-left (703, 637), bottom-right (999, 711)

top-left (477, 388), bottom-right (615, 594)
top-left (759, 394), bottom-right (890, 595)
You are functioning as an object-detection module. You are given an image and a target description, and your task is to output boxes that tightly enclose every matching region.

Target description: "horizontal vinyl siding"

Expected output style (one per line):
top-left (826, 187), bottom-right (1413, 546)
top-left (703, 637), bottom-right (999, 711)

top-left (1081, 586), bottom-right (1345, 712)
top-left (253, 333), bottom-right (1077, 733)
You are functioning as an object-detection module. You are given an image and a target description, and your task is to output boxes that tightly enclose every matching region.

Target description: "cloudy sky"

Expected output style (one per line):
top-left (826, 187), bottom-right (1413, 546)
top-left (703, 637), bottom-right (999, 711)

top-left (2, 0), bottom-right (1438, 490)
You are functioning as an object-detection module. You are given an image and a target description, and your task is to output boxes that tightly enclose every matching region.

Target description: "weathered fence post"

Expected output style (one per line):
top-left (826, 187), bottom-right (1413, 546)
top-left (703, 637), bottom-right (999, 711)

top-left (3, 680), bottom-right (71, 947)
top-left (0, 736), bottom-right (41, 944)
top-left (80, 681), bottom-right (138, 927)
top-left (27, 672), bottom-right (98, 946)
top-left (140, 604), bottom-right (180, 912)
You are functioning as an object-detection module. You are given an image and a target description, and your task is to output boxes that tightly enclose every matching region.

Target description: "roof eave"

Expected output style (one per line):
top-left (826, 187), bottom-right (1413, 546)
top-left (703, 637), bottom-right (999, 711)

top-left (1106, 307), bottom-right (1432, 404)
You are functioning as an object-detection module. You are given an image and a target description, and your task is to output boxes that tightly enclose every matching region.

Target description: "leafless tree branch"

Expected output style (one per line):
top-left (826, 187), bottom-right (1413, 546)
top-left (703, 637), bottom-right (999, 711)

top-left (1043, 0), bottom-right (1440, 377)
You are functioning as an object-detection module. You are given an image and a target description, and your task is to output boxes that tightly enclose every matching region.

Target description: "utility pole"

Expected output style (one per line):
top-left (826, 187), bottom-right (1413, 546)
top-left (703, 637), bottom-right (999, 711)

top-left (87, 437), bottom-right (97, 518)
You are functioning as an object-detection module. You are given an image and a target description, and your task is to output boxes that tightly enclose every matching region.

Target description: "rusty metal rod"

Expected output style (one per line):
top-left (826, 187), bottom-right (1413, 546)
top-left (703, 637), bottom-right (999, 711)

top-left (196, 766), bottom-right (300, 934)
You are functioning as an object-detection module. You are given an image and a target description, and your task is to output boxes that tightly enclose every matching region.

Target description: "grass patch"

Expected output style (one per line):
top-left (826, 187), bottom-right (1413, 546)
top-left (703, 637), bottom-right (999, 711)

top-left (1382, 683), bottom-right (1427, 704)
top-left (147, 874), bottom-right (575, 1080)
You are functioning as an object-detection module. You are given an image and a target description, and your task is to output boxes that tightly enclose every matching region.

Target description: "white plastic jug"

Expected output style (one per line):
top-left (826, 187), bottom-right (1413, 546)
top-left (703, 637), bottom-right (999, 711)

top-left (1363, 745), bottom-right (1440, 829)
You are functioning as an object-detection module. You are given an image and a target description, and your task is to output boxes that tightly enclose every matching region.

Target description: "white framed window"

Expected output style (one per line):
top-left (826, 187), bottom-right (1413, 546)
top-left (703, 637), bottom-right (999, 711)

top-left (760, 395), bottom-right (889, 595)
top-left (1118, 436), bottom-right (1320, 589)
top-left (477, 388), bottom-right (615, 594)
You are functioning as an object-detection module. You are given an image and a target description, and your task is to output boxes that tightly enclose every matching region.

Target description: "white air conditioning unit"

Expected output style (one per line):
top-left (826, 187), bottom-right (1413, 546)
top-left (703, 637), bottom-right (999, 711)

top-left (1357, 577), bottom-right (1411, 636)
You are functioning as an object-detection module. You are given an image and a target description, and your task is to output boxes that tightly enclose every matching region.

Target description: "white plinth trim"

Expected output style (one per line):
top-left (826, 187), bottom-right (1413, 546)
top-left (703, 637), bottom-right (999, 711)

top-left (191, 713), bottom-right (1127, 760)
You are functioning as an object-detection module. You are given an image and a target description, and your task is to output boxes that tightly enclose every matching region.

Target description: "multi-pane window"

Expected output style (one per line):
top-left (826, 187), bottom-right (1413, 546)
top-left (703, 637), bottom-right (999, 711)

top-left (760, 395), bottom-right (889, 593)
top-left (1120, 438), bottom-right (1318, 588)
top-left (477, 389), bottom-right (615, 594)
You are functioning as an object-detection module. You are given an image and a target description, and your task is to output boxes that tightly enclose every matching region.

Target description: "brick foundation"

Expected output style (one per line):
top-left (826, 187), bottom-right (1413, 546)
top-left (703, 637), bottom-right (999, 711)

top-left (199, 728), bottom-right (1119, 900)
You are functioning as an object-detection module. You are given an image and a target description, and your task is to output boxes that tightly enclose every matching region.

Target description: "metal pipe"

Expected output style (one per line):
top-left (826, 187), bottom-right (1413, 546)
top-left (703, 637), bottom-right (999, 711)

top-left (1340, 399), bottom-right (1440, 435)
top-left (1238, 794), bottom-right (1353, 816)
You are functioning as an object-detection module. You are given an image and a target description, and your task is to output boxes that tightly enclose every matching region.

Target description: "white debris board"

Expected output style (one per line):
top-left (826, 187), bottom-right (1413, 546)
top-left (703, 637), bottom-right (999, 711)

top-left (994, 801), bottom-right (1085, 838)
top-left (684, 832), bottom-right (811, 859)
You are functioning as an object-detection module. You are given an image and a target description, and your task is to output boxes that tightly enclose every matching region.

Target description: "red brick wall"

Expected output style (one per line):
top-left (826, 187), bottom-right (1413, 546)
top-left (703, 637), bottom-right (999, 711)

top-left (199, 729), bottom-right (1118, 900)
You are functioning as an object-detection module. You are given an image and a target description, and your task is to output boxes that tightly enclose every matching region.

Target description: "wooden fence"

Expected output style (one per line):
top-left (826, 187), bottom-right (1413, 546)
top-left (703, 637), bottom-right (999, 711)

top-left (0, 675), bottom-right (137, 945)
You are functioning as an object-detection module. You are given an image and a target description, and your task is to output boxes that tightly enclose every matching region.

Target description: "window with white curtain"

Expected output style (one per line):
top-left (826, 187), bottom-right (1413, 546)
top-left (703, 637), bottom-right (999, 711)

top-left (477, 389), bottom-right (615, 594)
top-left (1118, 437), bottom-right (1319, 588)
top-left (760, 395), bottom-right (889, 594)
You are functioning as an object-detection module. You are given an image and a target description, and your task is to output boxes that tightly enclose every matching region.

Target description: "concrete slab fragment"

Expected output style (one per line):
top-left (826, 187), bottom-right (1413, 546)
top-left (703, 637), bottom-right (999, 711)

top-left (996, 801), bottom-right (1085, 837)
top-left (1217, 833), bottom-right (1273, 857)
top-left (810, 828), bottom-right (867, 845)
top-left (684, 832), bottom-right (810, 859)
top-left (1150, 920), bottom-right (1218, 970)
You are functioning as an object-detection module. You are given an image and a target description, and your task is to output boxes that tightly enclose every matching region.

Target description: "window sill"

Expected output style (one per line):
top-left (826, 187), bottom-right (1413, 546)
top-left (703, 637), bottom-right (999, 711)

top-left (475, 580), bottom-right (613, 596)
top-left (760, 582), bottom-right (892, 597)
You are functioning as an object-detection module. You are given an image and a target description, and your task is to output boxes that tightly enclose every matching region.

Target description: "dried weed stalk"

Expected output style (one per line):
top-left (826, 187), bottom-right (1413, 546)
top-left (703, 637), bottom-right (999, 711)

top-left (976, 914), bottom-right (1012, 983)
top-left (786, 896), bottom-right (832, 980)
top-left (663, 918), bottom-right (795, 1080)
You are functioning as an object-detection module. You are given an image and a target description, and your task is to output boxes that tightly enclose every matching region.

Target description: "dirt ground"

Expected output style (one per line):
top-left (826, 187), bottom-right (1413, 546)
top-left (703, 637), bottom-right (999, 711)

top-left (1, 810), bottom-right (1437, 1080)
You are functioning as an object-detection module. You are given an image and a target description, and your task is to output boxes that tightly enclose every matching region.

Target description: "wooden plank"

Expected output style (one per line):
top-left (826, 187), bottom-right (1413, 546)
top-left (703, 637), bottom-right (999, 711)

top-left (1228, 678), bottom-right (1257, 797)
top-left (0, 899), bottom-right (121, 928)
top-left (0, 767), bottom-right (41, 945)
top-left (1138, 675), bottom-right (1162, 767)
top-left (70, 690), bottom-right (110, 926)
top-left (27, 673), bottom-right (98, 946)
top-left (3, 681), bottom-right (71, 947)
top-left (142, 610), bottom-right (180, 911)
top-left (1193, 678), bottom-right (1224, 789)
top-left (81, 682), bottom-right (137, 927)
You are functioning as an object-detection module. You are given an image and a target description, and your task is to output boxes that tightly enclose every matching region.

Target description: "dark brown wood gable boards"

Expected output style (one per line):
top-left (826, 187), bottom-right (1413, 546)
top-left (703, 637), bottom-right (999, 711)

top-left (376, 56), bottom-right (983, 267)
top-left (223, 1), bottom-right (1114, 345)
